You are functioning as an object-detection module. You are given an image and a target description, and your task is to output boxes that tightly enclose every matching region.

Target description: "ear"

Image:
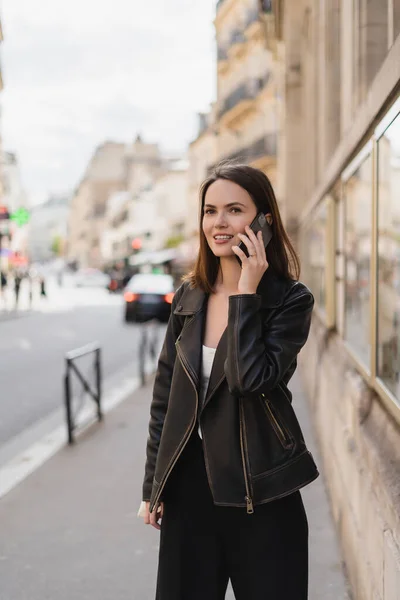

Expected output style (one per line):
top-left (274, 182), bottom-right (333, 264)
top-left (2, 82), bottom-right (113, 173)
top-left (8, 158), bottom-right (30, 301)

top-left (265, 213), bottom-right (273, 225)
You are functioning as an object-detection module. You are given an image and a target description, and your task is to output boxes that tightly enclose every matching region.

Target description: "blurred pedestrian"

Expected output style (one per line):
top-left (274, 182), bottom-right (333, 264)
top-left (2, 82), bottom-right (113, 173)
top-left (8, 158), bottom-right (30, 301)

top-left (14, 272), bottom-right (22, 309)
top-left (139, 164), bottom-right (318, 599)
top-left (0, 270), bottom-right (7, 307)
top-left (39, 276), bottom-right (47, 298)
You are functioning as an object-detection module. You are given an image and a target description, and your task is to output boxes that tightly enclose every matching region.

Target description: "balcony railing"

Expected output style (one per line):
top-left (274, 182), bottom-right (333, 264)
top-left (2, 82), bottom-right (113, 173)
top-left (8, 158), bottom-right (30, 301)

top-left (217, 46), bottom-right (228, 61)
top-left (245, 9), bottom-right (260, 29)
top-left (207, 133), bottom-right (277, 174)
top-left (217, 74), bottom-right (270, 121)
top-left (229, 29), bottom-right (246, 46)
top-left (260, 0), bottom-right (273, 12)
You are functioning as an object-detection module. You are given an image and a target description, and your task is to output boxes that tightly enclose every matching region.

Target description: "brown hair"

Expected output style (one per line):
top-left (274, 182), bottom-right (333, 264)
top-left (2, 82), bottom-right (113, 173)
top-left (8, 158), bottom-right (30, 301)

top-left (184, 162), bottom-right (300, 293)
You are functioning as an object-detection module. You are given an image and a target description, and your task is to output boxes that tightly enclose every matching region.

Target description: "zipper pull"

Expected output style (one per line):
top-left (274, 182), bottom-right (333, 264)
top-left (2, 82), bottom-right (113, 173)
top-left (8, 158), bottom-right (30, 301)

top-left (246, 496), bottom-right (254, 514)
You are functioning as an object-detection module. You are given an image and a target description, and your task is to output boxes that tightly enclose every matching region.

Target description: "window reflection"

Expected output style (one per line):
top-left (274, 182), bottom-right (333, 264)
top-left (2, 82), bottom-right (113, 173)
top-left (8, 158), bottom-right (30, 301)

top-left (301, 200), bottom-right (327, 315)
top-left (377, 114), bottom-right (400, 402)
top-left (344, 154), bottom-right (372, 367)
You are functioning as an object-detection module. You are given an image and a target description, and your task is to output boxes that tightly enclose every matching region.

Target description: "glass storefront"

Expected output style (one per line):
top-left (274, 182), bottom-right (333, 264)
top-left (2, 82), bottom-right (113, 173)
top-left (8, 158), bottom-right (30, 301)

top-left (343, 153), bottom-right (372, 368)
top-left (301, 200), bottom-right (328, 317)
top-left (377, 113), bottom-right (400, 401)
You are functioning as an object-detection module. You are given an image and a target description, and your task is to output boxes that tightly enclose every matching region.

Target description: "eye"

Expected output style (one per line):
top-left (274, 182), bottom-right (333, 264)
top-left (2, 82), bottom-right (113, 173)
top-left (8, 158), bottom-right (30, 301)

top-left (230, 207), bottom-right (241, 213)
top-left (204, 209), bottom-right (215, 215)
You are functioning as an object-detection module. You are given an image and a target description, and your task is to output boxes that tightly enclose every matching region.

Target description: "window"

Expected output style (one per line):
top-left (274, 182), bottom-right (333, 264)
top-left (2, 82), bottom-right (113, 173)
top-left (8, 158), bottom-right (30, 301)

top-left (343, 150), bottom-right (373, 368)
top-left (393, 0), bottom-right (400, 43)
top-left (301, 200), bottom-right (328, 317)
top-left (376, 112), bottom-right (400, 402)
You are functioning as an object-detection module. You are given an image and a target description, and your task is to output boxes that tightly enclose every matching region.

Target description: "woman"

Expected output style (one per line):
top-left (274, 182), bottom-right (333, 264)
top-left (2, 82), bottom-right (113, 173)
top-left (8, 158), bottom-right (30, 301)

top-left (140, 163), bottom-right (319, 599)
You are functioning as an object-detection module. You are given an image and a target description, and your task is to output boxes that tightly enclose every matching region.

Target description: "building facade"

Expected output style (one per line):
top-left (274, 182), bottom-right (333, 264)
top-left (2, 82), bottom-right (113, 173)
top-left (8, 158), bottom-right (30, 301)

top-left (67, 141), bottom-right (127, 268)
top-left (186, 110), bottom-right (218, 241)
top-left (212, 0), bottom-right (278, 185)
top-left (28, 195), bottom-right (70, 263)
top-left (267, 1), bottom-right (400, 598)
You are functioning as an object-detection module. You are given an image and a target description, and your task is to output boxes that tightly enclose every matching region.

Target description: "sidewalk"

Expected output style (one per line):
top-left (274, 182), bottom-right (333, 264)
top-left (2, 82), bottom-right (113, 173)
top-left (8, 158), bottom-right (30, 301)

top-left (0, 373), bottom-right (351, 600)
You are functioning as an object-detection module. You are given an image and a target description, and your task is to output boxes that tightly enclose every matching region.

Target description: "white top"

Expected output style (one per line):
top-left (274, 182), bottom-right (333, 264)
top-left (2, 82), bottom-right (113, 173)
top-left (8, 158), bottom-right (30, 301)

top-left (198, 345), bottom-right (217, 438)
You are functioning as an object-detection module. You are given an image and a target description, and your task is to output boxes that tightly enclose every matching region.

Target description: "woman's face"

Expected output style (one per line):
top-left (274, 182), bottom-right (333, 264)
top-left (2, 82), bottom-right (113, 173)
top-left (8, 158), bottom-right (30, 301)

top-left (202, 179), bottom-right (258, 259)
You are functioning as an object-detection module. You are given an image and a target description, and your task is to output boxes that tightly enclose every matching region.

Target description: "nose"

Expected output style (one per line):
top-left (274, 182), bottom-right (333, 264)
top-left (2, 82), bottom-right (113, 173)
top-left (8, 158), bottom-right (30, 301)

top-left (214, 211), bottom-right (228, 228)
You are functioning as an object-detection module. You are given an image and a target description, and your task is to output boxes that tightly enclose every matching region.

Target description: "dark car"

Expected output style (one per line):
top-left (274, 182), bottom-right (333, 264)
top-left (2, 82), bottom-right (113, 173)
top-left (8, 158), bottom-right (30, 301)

top-left (123, 273), bottom-right (175, 323)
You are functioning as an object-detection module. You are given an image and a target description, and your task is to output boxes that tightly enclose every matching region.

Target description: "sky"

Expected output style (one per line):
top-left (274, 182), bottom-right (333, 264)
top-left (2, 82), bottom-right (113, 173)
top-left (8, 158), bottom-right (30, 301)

top-left (1, 0), bottom-right (217, 206)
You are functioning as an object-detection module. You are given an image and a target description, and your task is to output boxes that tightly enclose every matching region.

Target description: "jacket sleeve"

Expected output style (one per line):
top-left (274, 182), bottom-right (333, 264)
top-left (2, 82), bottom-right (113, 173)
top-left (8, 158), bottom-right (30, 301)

top-left (224, 283), bottom-right (314, 398)
top-left (142, 283), bottom-right (186, 501)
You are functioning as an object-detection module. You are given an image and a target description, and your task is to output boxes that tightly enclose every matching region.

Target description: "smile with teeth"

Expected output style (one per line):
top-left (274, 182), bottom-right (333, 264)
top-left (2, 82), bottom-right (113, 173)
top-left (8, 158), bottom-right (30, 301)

top-left (213, 234), bottom-right (234, 245)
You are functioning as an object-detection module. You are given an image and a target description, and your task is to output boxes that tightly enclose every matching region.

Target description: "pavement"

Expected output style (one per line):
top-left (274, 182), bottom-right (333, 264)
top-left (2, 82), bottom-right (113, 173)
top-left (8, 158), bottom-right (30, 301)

top-left (0, 371), bottom-right (352, 600)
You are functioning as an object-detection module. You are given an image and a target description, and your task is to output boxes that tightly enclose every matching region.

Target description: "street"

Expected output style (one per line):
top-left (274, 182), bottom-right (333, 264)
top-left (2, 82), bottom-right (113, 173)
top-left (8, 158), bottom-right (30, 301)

top-left (0, 278), bottom-right (165, 459)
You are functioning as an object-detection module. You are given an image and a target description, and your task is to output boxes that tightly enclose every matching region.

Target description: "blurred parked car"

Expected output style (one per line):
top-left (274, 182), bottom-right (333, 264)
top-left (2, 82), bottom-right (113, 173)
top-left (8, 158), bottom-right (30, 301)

top-left (123, 273), bottom-right (175, 323)
top-left (73, 268), bottom-right (111, 288)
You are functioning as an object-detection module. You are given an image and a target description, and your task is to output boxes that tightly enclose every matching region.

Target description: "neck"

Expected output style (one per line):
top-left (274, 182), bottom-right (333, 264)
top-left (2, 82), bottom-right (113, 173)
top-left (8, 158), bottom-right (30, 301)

top-left (214, 256), bottom-right (242, 295)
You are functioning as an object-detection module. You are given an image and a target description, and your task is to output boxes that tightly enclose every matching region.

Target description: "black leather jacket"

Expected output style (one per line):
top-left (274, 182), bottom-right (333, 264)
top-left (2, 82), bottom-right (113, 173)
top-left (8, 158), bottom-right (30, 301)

top-left (143, 269), bottom-right (319, 514)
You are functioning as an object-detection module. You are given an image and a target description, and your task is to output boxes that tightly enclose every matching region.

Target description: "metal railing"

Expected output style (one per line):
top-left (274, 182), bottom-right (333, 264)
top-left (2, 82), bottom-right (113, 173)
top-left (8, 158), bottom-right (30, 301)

top-left (261, 0), bottom-right (273, 12)
top-left (207, 133), bottom-right (277, 174)
top-left (217, 74), bottom-right (270, 120)
top-left (229, 30), bottom-right (246, 46)
top-left (64, 342), bottom-right (102, 444)
top-left (217, 46), bottom-right (228, 62)
top-left (245, 9), bottom-right (260, 29)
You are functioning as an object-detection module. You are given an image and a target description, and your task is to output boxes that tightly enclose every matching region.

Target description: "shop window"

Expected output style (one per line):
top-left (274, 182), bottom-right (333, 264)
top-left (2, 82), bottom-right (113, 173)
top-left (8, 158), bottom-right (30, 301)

top-left (343, 152), bottom-right (373, 367)
top-left (301, 199), bottom-right (328, 317)
top-left (377, 111), bottom-right (400, 402)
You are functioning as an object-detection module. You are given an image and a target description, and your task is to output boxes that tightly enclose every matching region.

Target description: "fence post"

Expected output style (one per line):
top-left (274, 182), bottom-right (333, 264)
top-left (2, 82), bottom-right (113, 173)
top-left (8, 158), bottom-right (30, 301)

top-left (95, 347), bottom-right (103, 421)
top-left (64, 360), bottom-right (74, 445)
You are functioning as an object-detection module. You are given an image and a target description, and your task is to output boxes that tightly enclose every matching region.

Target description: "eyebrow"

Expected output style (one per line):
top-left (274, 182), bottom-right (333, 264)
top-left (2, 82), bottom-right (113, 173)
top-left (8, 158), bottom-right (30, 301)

top-left (204, 202), bottom-right (246, 208)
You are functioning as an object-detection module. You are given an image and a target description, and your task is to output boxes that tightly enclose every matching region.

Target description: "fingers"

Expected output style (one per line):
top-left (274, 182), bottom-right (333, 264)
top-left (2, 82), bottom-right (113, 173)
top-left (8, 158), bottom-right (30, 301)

top-left (237, 227), bottom-right (266, 261)
top-left (232, 243), bottom-right (247, 263)
top-left (149, 503), bottom-right (163, 531)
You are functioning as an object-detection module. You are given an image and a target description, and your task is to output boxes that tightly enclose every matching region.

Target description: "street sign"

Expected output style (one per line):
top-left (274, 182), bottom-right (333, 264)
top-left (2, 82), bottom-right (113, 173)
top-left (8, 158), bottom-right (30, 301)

top-left (10, 207), bottom-right (30, 227)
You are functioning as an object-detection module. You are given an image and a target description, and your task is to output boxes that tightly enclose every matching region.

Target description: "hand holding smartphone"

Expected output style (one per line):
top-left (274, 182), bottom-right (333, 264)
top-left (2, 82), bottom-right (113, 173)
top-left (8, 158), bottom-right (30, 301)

top-left (235, 212), bottom-right (272, 265)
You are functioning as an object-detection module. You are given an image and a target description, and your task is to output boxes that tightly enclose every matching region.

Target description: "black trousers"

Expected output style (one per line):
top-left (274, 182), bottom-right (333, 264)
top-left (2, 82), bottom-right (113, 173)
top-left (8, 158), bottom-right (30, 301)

top-left (156, 432), bottom-right (309, 600)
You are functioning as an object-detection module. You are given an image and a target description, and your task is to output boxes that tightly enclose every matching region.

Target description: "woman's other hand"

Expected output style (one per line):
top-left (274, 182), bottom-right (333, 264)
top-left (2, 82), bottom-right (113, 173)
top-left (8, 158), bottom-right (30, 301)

top-left (232, 227), bottom-right (269, 294)
top-left (140, 501), bottom-right (164, 530)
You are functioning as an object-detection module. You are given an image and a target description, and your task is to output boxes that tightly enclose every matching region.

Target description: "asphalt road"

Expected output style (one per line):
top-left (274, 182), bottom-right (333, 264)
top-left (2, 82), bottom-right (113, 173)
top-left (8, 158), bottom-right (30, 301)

top-left (0, 283), bottom-right (165, 450)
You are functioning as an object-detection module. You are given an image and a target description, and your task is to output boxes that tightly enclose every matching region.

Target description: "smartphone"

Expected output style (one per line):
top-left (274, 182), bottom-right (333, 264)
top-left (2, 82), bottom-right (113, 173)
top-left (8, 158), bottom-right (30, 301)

top-left (235, 212), bottom-right (272, 264)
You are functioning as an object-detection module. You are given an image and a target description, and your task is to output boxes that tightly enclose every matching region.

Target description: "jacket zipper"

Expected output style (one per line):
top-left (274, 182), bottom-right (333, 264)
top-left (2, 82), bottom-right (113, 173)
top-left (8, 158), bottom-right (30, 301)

top-left (261, 392), bottom-right (291, 447)
top-left (239, 398), bottom-right (254, 514)
top-left (150, 343), bottom-right (198, 513)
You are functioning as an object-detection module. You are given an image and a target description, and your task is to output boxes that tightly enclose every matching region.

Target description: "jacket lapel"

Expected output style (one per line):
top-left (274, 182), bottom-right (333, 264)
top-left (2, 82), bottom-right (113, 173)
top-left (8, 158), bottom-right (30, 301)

top-left (174, 270), bottom-right (289, 408)
top-left (173, 285), bottom-right (206, 390)
top-left (201, 327), bottom-right (228, 413)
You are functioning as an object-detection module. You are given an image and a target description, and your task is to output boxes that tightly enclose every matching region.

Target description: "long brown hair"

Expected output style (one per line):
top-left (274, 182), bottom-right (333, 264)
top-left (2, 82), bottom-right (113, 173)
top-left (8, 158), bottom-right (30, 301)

top-left (184, 162), bottom-right (300, 293)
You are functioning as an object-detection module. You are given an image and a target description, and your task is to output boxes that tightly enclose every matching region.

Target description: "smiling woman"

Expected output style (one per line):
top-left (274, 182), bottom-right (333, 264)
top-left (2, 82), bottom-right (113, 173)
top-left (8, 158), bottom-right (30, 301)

top-left (140, 162), bottom-right (318, 600)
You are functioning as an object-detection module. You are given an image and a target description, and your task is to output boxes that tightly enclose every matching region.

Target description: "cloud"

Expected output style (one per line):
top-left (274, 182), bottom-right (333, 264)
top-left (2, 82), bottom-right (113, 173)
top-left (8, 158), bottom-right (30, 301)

top-left (1, 0), bottom-right (217, 204)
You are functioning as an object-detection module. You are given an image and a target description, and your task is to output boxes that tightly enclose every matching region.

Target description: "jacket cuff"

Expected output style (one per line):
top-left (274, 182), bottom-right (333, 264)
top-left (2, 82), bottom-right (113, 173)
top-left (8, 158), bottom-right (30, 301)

top-left (142, 483), bottom-right (152, 502)
top-left (228, 293), bottom-right (262, 311)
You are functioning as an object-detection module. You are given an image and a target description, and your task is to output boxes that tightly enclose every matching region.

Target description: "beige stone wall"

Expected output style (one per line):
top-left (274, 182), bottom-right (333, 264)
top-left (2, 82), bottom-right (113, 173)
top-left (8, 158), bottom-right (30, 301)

top-left (276, 1), bottom-right (400, 598)
top-left (299, 319), bottom-right (400, 600)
